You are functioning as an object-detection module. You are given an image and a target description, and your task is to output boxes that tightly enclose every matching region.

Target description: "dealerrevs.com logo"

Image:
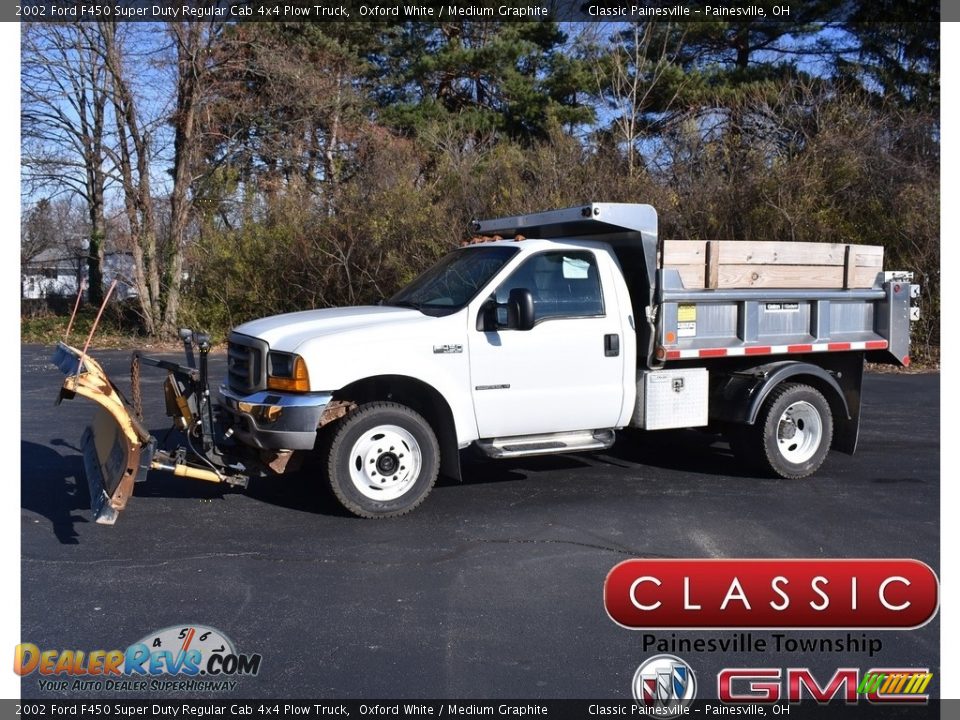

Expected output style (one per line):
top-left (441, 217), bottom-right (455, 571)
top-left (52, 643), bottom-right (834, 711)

top-left (15, 624), bottom-right (262, 693)
top-left (631, 655), bottom-right (697, 709)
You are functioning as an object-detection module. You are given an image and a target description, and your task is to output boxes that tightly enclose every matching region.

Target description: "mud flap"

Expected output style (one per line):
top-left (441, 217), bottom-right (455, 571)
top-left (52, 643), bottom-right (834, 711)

top-left (52, 342), bottom-right (153, 524)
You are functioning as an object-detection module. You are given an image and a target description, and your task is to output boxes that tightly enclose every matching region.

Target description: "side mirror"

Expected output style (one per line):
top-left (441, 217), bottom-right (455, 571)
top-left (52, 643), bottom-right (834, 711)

top-left (476, 290), bottom-right (536, 331)
top-left (507, 288), bottom-right (535, 331)
top-left (477, 296), bottom-right (499, 331)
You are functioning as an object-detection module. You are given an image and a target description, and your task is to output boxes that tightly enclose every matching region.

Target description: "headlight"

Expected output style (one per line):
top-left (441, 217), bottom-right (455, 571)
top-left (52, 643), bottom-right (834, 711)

top-left (267, 351), bottom-right (310, 392)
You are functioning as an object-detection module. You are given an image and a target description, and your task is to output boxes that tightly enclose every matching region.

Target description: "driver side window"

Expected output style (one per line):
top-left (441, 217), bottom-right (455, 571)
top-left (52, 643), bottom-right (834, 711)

top-left (495, 251), bottom-right (604, 323)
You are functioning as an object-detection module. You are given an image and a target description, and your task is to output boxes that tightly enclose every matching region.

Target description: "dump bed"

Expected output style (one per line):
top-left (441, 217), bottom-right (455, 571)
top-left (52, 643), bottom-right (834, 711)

top-left (656, 239), bottom-right (912, 367)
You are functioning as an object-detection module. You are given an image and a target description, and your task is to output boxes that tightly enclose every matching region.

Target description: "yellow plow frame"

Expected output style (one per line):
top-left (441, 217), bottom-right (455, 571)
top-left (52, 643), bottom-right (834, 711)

top-left (49, 283), bottom-right (251, 524)
top-left (52, 342), bottom-right (153, 524)
top-left (52, 342), bottom-right (226, 524)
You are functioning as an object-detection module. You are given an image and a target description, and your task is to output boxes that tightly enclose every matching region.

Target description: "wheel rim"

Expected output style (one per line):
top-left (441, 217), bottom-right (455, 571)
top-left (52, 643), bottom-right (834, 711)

top-left (347, 424), bottom-right (422, 501)
top-left (775, 400), bottom-right (823, 465)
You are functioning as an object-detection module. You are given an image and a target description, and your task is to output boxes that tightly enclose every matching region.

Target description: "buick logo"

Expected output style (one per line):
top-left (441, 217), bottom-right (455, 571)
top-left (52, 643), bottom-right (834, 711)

top-left (631, 654), bottom-right (697, 707)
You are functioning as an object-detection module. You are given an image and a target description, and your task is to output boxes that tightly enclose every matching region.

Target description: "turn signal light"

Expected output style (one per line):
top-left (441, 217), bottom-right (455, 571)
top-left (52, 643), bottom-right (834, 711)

top-left (267, 353), bottom-right (310, 392)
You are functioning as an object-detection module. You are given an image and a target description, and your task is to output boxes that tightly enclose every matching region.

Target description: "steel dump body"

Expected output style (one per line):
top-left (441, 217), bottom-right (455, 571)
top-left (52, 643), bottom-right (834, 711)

top-left (656, 276), bottom-right (909, 365)
top-left (472, 202), bottom-right (914, 370)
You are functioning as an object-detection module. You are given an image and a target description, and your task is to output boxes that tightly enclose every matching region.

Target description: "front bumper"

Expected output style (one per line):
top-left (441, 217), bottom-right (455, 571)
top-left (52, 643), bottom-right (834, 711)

top-left (218, 385), bottom-right (333, 450)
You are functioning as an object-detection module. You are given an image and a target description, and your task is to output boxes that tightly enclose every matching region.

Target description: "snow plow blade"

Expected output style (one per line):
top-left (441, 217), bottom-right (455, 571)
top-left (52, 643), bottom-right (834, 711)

top-left (52, 342), bottom-right (154, 525)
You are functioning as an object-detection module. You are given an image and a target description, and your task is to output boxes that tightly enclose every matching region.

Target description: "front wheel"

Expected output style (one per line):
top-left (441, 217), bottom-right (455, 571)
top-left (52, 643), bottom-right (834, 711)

top-left (729, 383), bottom-right (833, 479)
top-left (325, 402), bottom-right (439, 518)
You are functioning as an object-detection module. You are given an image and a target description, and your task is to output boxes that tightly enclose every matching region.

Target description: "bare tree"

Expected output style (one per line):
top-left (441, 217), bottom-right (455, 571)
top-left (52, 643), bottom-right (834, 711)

top-left (22, 22), bottom-right (110, 304)
top-left (92, 21), bottom-right (220, 337)
top-left (97, 21), bottom-right (164, 334)
top-left (590, 23), bottom-right (687, 178)
top-left (21, 199), bottom-right (58, 265)
top-left (21, 196), bottom-right (87, 264)
top-left (162, 21), bottom-right (220, 335)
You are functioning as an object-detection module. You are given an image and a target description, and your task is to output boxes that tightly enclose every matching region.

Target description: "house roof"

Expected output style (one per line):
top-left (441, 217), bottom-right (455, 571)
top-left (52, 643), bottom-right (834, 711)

top-left (24, 247), bottom-right (80, 265)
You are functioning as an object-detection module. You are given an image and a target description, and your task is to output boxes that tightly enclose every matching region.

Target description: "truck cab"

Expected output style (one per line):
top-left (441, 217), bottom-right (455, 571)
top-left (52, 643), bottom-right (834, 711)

top-left (221, 233), bottom-right (639, 517)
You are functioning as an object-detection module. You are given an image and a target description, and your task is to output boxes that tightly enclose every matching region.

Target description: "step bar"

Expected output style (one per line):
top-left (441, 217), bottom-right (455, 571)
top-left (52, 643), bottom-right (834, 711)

top-left (475, 429), bottom-right (616, 459)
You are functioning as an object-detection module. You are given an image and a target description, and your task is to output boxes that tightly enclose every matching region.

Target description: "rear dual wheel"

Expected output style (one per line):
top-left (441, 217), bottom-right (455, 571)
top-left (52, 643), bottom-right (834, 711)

top-left (728, 383), bottom-right (833, 479)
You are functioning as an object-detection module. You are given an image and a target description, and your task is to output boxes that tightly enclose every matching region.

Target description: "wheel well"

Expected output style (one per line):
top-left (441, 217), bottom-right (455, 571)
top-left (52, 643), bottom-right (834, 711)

top-left (332, 375), bottom-right (461, 481)
top-left (773, 374), bottom-right (846, 426)
top-left (766, 370), bottom-right (862, 455)
top-left (711, 357), bottom-right (864, 455)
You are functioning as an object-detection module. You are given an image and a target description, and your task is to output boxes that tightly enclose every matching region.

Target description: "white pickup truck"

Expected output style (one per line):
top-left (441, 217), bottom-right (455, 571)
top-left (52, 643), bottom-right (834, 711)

top-left (215, 203), bottom-right (917, 518)
top-left (54, 203), bottom-right (918, 522)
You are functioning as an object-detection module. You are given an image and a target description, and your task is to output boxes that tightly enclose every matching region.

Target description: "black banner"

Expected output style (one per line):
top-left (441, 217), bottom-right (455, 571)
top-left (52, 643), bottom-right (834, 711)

top-left (5, 699), bottom-right (948, 719)
top-left (9, 0), bottom-right (943, 24)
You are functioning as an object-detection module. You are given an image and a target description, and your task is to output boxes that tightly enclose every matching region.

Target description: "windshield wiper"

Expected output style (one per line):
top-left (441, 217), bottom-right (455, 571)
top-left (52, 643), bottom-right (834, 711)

top-left (386, 300), bottom-right (423, 310)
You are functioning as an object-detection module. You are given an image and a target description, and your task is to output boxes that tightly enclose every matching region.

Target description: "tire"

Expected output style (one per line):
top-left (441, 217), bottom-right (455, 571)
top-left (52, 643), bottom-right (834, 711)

top-left (731, 383), bottom-right (833, 479)
top-left (325, 402), bottom-right (439, 518)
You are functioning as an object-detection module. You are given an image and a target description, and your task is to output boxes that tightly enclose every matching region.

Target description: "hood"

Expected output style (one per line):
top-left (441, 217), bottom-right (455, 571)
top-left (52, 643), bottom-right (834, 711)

top-left (232, 306), bottom-right (429, 351)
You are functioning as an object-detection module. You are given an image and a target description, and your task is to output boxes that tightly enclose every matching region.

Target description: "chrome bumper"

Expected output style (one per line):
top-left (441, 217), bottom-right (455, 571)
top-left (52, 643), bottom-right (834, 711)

top-left (218, 386), bottom-right (333, 450)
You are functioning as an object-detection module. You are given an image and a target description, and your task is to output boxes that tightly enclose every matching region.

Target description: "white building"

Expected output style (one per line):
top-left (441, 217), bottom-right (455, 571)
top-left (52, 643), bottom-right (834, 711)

top-left (21, 247), bottom-right (137, 301)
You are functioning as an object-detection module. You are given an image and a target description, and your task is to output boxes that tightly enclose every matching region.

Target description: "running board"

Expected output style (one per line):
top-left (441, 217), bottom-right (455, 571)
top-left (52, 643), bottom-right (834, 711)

top-left (475, 430), bottom-right (616, 459)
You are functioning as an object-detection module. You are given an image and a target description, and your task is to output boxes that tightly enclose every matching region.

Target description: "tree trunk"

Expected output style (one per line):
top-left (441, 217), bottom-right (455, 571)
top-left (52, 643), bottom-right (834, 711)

top-left (83, 128), bottom-right (106, 307)
top-left (323, 72), bottom-right (343, 215)
top-left (101, 21), bottom-right (161, 335)
top-left (162, 22), bottom-right (208, 337)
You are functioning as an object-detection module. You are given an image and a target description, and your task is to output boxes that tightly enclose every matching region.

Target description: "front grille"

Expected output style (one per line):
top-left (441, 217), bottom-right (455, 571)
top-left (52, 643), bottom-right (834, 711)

top-left (227, 333), bottom-right (267, 393)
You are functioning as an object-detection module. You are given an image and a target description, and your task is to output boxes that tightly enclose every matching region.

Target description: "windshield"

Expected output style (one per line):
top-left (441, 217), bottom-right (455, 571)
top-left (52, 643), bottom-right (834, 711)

top-left (387, 246), bottom-right (519, 314)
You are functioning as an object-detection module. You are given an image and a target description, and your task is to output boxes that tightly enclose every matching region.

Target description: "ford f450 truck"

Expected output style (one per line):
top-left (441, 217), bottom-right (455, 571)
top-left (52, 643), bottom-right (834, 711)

top-left (53, 203), bottom-right (919, 521)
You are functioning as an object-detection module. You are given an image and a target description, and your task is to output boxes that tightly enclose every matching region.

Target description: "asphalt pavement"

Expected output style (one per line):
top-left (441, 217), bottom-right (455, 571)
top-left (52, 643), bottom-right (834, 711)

top-left (20, 345), bottom-right (940, 699)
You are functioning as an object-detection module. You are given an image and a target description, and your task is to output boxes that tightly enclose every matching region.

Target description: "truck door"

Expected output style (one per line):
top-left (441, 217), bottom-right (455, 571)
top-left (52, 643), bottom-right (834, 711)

top-left (468, 250), bottom-right (625, 438)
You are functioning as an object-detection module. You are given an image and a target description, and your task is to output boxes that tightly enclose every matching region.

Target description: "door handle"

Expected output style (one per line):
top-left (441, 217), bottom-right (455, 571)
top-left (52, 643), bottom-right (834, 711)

top-left (604, 333), bottom-right (620, 357)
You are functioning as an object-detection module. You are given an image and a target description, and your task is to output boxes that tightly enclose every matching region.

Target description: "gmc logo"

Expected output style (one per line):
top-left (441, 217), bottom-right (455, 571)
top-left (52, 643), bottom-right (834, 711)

top-left (718, 668), bottom-right (932, 704)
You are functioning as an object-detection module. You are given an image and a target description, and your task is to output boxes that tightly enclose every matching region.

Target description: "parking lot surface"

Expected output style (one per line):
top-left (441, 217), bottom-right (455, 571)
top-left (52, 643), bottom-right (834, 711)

top-left (20, 345), bottom-right (939, 699)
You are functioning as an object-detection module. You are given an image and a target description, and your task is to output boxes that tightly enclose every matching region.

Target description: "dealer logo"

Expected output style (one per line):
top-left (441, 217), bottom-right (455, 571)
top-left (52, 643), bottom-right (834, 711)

top-left (15, 623), bottom-right (262, 693)
top-left (631, 654), bottom-right (697, 708)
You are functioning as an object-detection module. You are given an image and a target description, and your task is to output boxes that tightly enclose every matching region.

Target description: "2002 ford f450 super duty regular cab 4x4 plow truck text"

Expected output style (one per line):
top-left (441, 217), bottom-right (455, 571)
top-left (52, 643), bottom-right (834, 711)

top-left (52, 203), bottom-right (920, 521)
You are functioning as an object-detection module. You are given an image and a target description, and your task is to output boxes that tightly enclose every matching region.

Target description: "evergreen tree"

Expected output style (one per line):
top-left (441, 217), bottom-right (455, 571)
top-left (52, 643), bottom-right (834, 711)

top-left (839, 0), bottom-right (939, 113)
top-left (371, 21), bottom-right (594, 140)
